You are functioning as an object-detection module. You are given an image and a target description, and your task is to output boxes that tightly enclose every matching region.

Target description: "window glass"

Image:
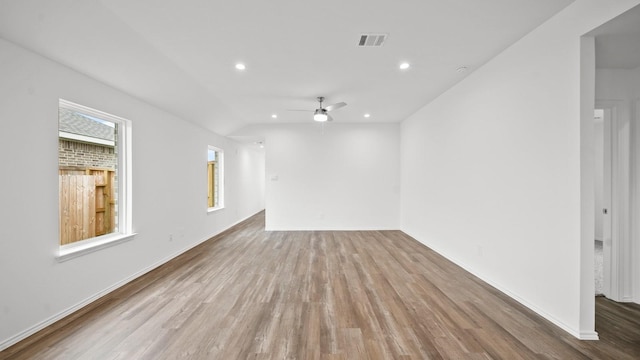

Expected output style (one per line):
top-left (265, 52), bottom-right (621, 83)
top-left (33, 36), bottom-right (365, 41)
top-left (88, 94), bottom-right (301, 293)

top-left (58, 100), bottom-right (132, 249)
top-left (208, 146), bottom-right (224, 210)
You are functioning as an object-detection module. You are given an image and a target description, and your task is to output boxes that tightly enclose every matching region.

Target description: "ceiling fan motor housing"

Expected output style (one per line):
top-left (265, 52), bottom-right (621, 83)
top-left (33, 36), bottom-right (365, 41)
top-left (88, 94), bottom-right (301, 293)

top-left (313, 108), bottom-right (328, 122)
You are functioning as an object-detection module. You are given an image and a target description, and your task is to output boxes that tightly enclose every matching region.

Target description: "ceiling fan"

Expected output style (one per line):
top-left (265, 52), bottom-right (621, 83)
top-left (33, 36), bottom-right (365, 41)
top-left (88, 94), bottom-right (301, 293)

top-left (289, 96), bottom-right (347, 122)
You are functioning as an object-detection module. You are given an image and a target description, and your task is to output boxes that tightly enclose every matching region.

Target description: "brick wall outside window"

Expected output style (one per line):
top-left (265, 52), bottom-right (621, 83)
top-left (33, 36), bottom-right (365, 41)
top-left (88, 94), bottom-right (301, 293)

top-left (58, 139), bottom-right (116, 169)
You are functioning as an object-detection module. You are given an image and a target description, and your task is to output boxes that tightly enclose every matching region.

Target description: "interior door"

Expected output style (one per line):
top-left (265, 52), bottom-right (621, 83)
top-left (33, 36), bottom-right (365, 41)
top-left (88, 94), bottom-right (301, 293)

top-left (602, 108), bottom-right (613, 298)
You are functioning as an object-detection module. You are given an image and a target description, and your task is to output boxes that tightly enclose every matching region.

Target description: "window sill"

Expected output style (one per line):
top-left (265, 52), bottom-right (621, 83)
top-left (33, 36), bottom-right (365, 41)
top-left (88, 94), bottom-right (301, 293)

top-left (57, 233), bottom-right (136, 262)
top-left (207, 206), bottom-right (225, 214)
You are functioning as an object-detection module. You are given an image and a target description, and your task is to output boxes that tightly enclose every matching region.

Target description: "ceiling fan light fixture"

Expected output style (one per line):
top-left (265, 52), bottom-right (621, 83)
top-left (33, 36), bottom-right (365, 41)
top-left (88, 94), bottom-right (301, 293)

top-left (313, 109), bottom-right (328, 122)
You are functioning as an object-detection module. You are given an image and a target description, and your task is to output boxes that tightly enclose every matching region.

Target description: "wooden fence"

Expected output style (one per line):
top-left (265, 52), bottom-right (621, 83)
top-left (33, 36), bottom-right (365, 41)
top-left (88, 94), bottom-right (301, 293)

top-left (59, 168), bottom-right (115, 245)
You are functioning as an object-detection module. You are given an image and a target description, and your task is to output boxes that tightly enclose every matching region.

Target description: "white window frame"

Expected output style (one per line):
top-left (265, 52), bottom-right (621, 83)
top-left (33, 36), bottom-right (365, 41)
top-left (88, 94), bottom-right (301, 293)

top-left (57, 99), bottom-right (135, 261)
top-left (207, 145), bottom-right (225, 212)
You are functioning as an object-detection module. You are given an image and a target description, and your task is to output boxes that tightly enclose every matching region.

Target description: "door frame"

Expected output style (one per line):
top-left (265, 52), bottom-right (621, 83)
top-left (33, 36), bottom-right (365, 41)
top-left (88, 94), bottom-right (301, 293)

top-left (634, 99), bottom-right (640, 304)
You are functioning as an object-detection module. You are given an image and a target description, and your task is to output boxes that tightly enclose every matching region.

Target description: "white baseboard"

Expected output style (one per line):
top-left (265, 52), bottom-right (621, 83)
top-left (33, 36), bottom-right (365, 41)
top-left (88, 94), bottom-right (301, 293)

top-left (402, 230), bottom-right (595, 341)
top-left (579, 332), bottom-right (600, 340)
top-left (0, 210), bottom-right (263, 352)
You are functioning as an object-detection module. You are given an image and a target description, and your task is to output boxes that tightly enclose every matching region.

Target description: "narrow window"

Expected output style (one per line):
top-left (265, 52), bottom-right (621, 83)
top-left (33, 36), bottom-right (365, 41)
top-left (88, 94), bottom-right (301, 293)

top-left (58, 100), bottom-right (133, 258)
top-left (207, 146), bottom-right (224, 210)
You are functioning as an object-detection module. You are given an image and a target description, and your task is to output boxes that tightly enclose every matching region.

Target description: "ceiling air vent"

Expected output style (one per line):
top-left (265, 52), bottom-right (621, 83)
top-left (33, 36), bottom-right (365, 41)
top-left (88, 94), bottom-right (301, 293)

top-left (358, 33), bottom-right (387, 47)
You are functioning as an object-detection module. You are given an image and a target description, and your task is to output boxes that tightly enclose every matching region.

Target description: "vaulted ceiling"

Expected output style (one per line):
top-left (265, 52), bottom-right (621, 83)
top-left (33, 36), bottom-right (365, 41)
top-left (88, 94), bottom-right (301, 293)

top-left (0, 0), bottom-right (578, 135)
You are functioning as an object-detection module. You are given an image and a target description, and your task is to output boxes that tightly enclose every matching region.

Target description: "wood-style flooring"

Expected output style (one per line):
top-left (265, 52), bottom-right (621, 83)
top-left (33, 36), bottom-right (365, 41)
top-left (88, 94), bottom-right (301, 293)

top-left (1, 211), bottom-right (639, 359)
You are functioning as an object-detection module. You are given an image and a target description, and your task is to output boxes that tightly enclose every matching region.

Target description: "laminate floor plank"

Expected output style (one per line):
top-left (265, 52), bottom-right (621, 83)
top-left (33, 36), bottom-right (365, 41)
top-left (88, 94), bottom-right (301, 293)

top-left (3, 211), bottom-right (640, 359)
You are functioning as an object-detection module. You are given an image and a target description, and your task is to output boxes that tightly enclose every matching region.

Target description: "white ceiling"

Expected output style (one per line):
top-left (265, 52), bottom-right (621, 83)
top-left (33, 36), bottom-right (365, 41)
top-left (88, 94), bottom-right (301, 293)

top-left (0, 0), bottom-right (577, 135)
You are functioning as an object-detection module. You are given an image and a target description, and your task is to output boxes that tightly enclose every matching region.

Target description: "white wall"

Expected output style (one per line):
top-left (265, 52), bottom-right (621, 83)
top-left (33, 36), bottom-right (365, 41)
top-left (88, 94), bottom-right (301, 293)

top-left (263, 124), bottom-right (400, 231)
top-left (400, 0), bottom-right (640, 339)
top-left (0, 38), bottom-right (265, 350)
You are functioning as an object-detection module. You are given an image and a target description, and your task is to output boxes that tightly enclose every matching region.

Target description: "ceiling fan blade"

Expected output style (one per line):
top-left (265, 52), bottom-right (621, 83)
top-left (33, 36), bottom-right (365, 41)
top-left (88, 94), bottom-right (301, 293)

top-left (324, 102), bottom-right (347, 112)
top-left (327, 114), bottom-right (334, 122)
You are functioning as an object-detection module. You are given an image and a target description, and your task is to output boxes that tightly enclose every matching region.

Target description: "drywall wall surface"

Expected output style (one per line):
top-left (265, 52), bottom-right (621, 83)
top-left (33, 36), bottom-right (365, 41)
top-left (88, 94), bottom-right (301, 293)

top-left (0, 38), bottom-right (265, 349)
top-left (400, 0), bottom-right (640, 338)
top-left (264, 123), bottom-right (400, 231)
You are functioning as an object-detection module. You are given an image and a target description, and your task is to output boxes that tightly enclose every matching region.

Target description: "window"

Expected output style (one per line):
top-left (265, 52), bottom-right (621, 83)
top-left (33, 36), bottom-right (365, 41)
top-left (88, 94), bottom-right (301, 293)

top-left (57, 99), bottom-right (133, 260)
top-left (207, 146), bottom-right (224, 211)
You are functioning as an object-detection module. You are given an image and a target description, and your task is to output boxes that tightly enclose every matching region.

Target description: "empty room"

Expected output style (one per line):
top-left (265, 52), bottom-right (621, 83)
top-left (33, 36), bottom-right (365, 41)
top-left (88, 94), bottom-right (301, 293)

top-left (2, 0), bottom-right (640, 359)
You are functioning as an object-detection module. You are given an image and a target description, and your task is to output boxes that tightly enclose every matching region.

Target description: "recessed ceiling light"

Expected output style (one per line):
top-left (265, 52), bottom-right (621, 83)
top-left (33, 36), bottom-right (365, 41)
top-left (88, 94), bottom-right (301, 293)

top-left (364, 113), bottom-right (371, 118)
top-left (271, 114), bottom-right (277, 119)
top-left (399, 62), bottom-right (410, 70)
top-left (235, 63), bottom-right (246, 70)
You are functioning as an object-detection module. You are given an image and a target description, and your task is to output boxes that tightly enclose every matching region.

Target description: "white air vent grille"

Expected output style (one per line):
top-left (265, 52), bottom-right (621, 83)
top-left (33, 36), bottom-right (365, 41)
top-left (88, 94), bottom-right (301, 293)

top-left (358, 33), bottom-right (387, 47)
